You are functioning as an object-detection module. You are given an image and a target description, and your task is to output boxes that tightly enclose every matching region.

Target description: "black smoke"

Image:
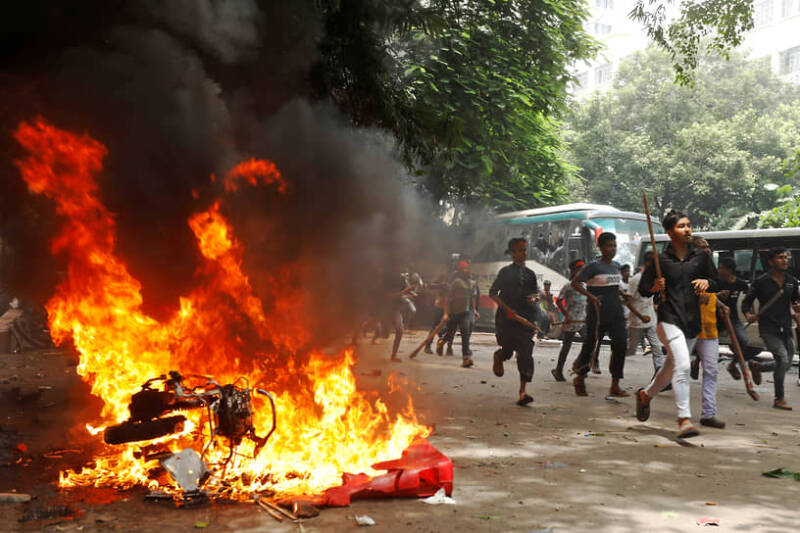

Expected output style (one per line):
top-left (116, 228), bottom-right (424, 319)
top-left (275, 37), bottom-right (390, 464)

top-left (0, 0), bottom-right (455, 342)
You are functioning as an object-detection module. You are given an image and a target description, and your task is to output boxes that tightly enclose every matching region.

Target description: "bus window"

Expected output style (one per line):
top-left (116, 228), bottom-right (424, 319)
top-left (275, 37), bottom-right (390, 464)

top-left (733, 249), bottom-right (755, 280)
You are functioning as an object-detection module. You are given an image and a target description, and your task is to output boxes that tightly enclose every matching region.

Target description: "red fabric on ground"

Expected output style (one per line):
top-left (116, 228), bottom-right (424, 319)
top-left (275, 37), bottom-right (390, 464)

top-left (322, 438), bottom-right (453, 507)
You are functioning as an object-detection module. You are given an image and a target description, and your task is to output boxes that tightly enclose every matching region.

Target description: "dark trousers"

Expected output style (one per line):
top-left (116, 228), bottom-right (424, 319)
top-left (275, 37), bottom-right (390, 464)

top-left (425, 307), bottom-right (445, 348)
top-left (761, 331), bottom-right (795, 400)
top-left (574, 314), bottom-right (627, 379)
top-left (443, 311), bottom-right (472, 358)
top-left (496, 326), bottom-right (535, 383)
top-left (730, 317), bottom-right (774, 370)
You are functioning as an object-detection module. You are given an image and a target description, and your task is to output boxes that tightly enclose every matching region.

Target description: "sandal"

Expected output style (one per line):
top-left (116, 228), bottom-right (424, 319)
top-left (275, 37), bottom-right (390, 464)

top-left (573, 375), bottom-right (587, 397)
top-left (635, 388), bottom-right (650, 422)
top-left (516, 394), bottom-right (534, 406)
top-left (551, 368), bottom-right (566, 382)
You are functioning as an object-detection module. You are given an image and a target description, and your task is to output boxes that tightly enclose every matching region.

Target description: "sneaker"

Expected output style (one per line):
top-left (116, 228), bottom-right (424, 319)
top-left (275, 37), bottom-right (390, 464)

top-left (748, 361), bottom-right (762, 386)
top-left (436, 339), bottom-right (445, 356)
top-left (700, 416), bottom-right (726, 429)
top-left (727, 361), bottom-right (741, 381)
top-left (492, 350), bottom-right (504, 377)
top-left (677, 418), bottom-right (700, 439)
top-left (773, 398), bottom-right (793, 411)
top-left (423, 344), bottom-right (433, 354)
top-left (446, 345), bottom-right (454, 356)
top-left (573, 375), bottom-right (587, 396)
top-left (461, 358), bottom-right (474, 368)
top-left (690, 357), bottom-right (699, 380)
top-left (635, 388), bottom-right (650, 422)
top-left (551, 368), bottom-right (566, 382)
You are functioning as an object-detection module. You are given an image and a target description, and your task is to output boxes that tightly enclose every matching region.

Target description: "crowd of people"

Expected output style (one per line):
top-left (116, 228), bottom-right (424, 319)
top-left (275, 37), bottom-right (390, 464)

top-left (360, 209), bottom-right (800, 439)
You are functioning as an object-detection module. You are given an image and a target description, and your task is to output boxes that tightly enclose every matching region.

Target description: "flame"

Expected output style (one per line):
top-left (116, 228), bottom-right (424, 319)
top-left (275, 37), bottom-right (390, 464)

top-left (14, 118), bottom-right (428, 497)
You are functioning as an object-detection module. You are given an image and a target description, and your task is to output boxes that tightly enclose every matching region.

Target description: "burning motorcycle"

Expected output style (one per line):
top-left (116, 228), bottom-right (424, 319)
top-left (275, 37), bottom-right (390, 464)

top-left (104, 371), bottom-right (276, 470)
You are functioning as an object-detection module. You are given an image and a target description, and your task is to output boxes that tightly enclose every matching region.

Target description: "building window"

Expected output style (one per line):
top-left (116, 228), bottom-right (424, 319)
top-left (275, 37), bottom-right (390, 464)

top-left (576, 71), bottom-right (589, 89)
top-left (595, 0), bottom-right (614, 7)
top-left (593, 23), bottom-right (612, 35)
top-left (782, 0), bottom-right (793, 16)
top-left (595, 63), bottom-right (613, 85)
top-left (780, 46), bottom-right (800, 74)
top-left (754, 0), bottom-right (774, 26)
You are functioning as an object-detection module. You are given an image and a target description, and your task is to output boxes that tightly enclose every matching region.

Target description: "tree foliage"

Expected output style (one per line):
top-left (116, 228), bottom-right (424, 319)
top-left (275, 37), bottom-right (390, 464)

top-left (311, 0), bottom-right (598, 215)
top-left (630, 0), bottom-right (754, 85)
top-left (760, 152), bottom-right (800, 228)
top-left (566, 47), bottom-right (800, 230)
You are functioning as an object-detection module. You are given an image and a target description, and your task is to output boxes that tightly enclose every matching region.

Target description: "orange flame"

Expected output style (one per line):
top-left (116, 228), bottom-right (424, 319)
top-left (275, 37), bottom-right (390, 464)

top-left (14, 118), bottom-right (428, 497)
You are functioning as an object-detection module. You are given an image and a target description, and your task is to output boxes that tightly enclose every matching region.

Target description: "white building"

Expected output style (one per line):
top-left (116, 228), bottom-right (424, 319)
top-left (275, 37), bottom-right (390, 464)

top-left (571, 0), bottom-right (800, 97)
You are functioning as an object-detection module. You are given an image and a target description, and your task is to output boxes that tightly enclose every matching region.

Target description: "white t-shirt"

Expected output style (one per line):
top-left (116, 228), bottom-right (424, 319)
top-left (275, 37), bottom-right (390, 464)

top-left (627, 272), bottom-right (656, 328)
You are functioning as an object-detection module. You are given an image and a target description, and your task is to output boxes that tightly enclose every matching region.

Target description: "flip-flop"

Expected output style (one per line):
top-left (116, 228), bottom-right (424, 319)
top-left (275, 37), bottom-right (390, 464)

top-left (516, 394), bottom-right (534, 406)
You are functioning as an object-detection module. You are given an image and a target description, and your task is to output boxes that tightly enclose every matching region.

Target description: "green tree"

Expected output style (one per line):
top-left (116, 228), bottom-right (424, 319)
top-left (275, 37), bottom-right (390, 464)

top-left (630, 0), bottom-right (754, 85)
top-left (312, 0), bottom-right (597, 215)
top-left (760, 152), bottom-right (800, 227)
top-left (566, 47), bottom-right (800, 229)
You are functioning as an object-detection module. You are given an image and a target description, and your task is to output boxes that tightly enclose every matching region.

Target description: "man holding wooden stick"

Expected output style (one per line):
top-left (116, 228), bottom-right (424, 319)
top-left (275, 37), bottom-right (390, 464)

top-left (742, 247), bottom-right (800, 410)
top-left (489, 237), bottom-right (539, 405)
top-left (635, 209), bottom-right (719, 439)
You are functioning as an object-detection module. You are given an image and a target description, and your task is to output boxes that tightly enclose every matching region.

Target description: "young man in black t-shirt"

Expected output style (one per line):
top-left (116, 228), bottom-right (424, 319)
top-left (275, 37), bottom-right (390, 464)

top-left (571, 232), bottom-right (635, 398)
top-left (742, 248), bottom-right (800, 410)
top-left (489, 238), bottom-right (539, 405)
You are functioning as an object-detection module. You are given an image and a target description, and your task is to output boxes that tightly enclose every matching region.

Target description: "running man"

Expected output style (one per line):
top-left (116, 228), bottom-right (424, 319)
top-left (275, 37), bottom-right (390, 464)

top-left (691, 236), bottom-right (725, 429)
top-left (552, 259), bottom-right (586, 382)
top-left (441, 260), bottom-right (479, 368)
top-left (635, 210), bottom-right (719, 438)
top-left (742, 248), bottom-right (800, 410)
top-left (489, 238), bottom-right (539, 405)
top-left (571, 232), bottom-right (630, 398)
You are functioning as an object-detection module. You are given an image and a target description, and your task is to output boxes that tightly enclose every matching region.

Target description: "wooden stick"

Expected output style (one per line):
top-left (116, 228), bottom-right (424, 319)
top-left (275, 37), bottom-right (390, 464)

top-left (261, 499), bottom-right (298, 521)
top-left (719, 304), bottom-right (759, 401)
top-left (744, 288), bottom-right (784, 329)
top-left (494, 297), bottom-right (545, 334)
top-left (409, 316), bottom-right (448, 358)
top-left (642, 193), bottom-right (665, 300)
top-left (255, 499), bottom-right (284, 521)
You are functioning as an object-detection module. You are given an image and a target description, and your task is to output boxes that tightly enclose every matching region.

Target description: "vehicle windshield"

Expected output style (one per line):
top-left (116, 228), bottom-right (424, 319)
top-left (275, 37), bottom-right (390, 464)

top-left (591, 217), bottom-right (659, 269)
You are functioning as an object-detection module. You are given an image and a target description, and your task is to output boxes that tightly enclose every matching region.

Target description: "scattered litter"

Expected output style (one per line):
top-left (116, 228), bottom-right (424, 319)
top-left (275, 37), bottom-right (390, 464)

top-left (579, 468), bottom-right (586, 473)
top-left (355, 515), bottom-right (376, 526)
top-left (13, 443), bottom-right (27, 454)
top-left (161, 448), bottom-right (210, 492)
top-left (705, 502), bottom-right (717, 506)
top-left (697, 517), bottom-right (719, 526)
top-left (194, 521), bottom-right (209, 528)
top-left (583, 433), bottom-right (605, 437)
top-left (472, 515), bottom-right (500, 520)
top-left (661, 511), bottom-right (679, 518)
top-left (421, 488), bottom-right (456, 505)
top-left (654, 444), bottom-right (670, 448)
top-left (465, 435), bottom-right (478, 439)
top-left (0, 492), bottom-right (31, 503)
top-left (38, 385), bottom-right (53, 391)
top-left (480, 380), bottom-right (487, 384)
top-left (762, 467), bottom-right (800, 480)
top-left (541, 461), bottom-right (566, 469)
top-left (532, 529), bottom-right (554, 533)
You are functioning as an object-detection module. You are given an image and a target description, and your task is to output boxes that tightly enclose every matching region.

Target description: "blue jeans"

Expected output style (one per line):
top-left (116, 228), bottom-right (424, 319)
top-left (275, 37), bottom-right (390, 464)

top-left (761, 331), bottom-right (795, 400)
top-left (443, 312), bottom-right (473, 358)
